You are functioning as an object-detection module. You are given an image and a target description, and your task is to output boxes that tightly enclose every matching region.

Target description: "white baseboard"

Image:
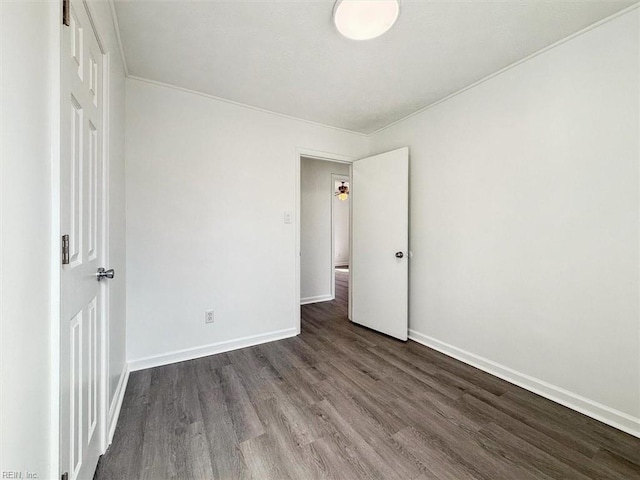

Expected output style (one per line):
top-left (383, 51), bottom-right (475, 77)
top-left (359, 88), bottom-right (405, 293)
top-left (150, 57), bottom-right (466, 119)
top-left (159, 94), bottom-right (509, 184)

top-left (301, 294), bottom-right (334, 305)
top-left (107, 363), bottom-right (130, 445)
top-left (128, 327), bottom-right (298, 372)
top-left (408, 329), bottom-right (640, 438)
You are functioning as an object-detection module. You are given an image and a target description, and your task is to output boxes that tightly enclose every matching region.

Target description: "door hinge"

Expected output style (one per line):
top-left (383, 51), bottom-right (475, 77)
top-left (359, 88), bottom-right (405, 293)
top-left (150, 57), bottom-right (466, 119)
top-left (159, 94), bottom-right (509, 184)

top-left (61, 473), bottom-right (69, 480)
top-left (62, 0), bottom-right (70, 26)
top-left (62, 234), bottom-right (70, 265)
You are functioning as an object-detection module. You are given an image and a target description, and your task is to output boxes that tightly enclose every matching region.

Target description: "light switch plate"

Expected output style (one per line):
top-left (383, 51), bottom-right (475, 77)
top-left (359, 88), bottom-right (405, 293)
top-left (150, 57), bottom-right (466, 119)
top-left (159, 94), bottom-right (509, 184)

top-left (284, 211), bottom-right (293, 224)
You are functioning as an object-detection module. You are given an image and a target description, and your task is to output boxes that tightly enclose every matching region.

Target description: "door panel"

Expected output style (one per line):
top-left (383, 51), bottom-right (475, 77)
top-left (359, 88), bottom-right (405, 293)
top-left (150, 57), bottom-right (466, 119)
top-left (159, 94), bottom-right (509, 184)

top-left (60, 1), bottom-right (105, 479)
top-left (351, 147), bottom-right (409, 340)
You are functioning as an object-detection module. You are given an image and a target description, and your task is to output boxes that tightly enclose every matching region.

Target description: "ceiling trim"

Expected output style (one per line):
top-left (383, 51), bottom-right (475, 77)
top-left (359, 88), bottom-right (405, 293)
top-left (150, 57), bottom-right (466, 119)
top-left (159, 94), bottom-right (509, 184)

top-left (127, 75), bottom-right (370, 137)
top-left (109, 1), bottom-right (639, 137)
top-left (369, 1), bottom-right (640, 136)
top-left (107, 0), bottom-right (129, 76)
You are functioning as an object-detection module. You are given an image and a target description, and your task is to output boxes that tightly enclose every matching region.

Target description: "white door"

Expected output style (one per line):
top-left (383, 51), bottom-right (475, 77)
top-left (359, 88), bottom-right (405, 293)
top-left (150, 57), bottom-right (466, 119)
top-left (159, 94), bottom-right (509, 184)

top-left (351, 147), bottom-right (409, 340)
top-left (60, 1), bottom-right (108, 479)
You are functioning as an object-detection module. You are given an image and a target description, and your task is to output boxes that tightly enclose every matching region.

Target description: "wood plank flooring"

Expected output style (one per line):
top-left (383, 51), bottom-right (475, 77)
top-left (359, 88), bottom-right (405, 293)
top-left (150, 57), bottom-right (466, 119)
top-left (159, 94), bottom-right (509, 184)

top-left (96, 270), bottom-right (640, 479)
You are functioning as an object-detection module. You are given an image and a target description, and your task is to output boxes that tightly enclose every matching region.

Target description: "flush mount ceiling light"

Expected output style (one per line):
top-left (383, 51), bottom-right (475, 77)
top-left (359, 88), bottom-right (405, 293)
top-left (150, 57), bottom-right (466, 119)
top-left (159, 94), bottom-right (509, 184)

top-left (333, 0), bottom-right (400, 40)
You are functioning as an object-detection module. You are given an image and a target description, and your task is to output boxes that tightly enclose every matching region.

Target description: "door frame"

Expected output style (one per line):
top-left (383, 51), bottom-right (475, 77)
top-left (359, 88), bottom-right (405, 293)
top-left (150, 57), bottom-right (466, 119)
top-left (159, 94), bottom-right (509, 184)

top-left (50, 2), bottom-right (62, 477)
top-left (52, 1), bottom-right (112, 476)
top-left (100, 50), bottom-right (112, 456)
top-left (295, 148), bottom-right (353, 334)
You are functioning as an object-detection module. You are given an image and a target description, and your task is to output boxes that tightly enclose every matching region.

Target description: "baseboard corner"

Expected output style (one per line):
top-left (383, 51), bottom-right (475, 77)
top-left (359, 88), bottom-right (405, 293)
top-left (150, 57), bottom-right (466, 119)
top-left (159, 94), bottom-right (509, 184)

top-left (300, 294), bottom-right (334, 305)
top-left (127, 327), bottom-right (298, 372)
top-left (408, 329), bottom-right (640, 438)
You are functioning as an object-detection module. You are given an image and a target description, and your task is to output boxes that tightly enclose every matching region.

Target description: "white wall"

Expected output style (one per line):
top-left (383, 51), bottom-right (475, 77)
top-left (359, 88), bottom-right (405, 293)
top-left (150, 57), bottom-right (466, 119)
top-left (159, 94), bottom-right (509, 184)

top-left (370, 10), bottom-right (640, 434)
top-left (300, 160), bottom-right (349, 302)
top-left (125, 79), bottom-right (367, 368)
top-left (0, 2), bottom-right (55, 476)
top-left (334, 180), bottom-right (350, 266)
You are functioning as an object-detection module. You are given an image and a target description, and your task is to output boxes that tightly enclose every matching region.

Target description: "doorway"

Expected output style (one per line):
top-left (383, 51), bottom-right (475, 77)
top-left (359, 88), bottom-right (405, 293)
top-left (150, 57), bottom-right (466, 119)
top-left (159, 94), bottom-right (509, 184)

top-left (332, 174), bottom-right (350, 308)
top-left (332, 174), bottom-right (350, 271)
top-left (295, 149), bottom-right (354, 333)
top-left (299, 156), bottom-right (351, 306)
top-left (295, 147), bottom-right (409, 340)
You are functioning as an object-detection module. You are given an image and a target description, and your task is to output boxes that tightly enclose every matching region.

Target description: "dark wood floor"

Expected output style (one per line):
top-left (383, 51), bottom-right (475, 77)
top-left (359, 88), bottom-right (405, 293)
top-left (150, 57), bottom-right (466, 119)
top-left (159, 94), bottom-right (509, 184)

top-left (96, 270), bottom-right (640, 479)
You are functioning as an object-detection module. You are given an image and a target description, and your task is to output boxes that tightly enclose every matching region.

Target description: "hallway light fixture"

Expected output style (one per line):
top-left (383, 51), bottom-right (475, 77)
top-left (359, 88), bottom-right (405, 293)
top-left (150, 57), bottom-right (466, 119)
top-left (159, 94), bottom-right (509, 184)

top-left (336, 182), bottom-right (349, 201)
top-left (333, 0), bottom-right (400, 41)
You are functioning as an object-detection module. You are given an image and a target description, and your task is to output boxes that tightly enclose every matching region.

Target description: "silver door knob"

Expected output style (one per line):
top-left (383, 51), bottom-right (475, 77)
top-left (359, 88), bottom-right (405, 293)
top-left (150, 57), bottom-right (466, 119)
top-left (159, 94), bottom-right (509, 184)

top-left (395, 252), bottom-right (404, 258)
top-left (96, 267), bottom-right (115, 281)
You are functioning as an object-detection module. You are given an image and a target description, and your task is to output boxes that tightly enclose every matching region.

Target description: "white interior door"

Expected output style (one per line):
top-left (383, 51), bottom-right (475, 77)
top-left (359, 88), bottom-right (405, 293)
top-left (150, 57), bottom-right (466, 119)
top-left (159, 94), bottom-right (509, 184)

top-left (351, 147), bottom-right (409, 340)
top-left (60, 1), bottom-right (107, 479)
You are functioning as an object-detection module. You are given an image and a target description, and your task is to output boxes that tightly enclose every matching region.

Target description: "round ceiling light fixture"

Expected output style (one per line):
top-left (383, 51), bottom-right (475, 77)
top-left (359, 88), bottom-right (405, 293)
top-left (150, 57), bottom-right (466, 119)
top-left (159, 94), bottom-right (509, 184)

top-left (333, 0), bottom-right (400, 41)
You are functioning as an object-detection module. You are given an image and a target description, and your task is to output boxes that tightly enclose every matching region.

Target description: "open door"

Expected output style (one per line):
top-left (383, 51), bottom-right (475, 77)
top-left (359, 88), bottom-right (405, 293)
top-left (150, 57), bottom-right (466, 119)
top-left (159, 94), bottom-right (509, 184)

top-left (351, 147), bottom-right (409, 340)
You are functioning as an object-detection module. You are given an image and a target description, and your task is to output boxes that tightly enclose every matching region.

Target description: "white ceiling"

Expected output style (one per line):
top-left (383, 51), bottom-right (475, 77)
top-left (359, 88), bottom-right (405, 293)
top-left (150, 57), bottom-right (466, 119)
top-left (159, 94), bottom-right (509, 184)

top-left (113, 0), bottom-right (636, 134)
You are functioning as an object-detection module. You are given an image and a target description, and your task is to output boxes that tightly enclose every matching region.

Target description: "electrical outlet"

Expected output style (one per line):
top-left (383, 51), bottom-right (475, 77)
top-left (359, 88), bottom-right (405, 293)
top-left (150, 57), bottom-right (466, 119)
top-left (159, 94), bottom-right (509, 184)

top-left (205, 310), bottom-right (215, 324)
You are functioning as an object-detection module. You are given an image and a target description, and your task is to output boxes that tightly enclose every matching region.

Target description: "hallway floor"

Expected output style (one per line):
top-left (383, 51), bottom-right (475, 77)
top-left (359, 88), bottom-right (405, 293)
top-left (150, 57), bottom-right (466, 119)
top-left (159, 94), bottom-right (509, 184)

top-left (96, 270), bottom-right (640, 479)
